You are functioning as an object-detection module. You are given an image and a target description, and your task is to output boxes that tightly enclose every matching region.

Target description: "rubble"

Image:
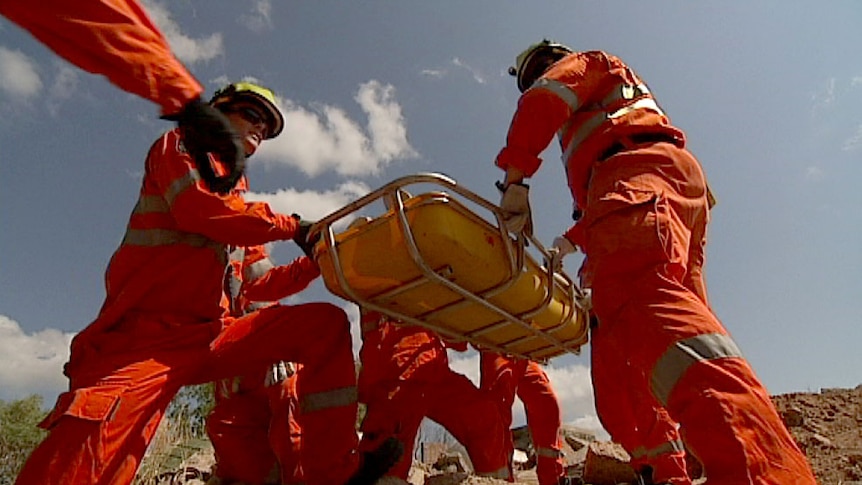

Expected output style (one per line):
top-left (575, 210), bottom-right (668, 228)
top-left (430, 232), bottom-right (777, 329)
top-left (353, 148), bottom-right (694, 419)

top-left (157, 386), bottom-right (861, 485)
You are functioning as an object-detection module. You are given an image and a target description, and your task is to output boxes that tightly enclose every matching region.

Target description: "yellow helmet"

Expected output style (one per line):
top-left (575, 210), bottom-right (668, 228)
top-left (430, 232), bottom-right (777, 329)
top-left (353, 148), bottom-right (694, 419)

top-left (210, 81), bottom-right (284, 139)
top-left (508, 39), bottom-right (573, 93)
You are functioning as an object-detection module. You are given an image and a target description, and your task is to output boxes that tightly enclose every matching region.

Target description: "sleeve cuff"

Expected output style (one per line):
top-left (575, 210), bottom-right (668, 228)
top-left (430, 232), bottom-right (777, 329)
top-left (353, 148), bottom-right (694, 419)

top-left (563, 223), bottom-right (586, 249)
top-left (494, 146), bottom-right (542, 177)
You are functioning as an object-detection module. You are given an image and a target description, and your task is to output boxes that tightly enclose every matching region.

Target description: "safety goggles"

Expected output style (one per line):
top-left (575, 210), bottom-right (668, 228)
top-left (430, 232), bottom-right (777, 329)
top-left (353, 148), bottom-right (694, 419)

top-left (229, 105), bottom-right (269, 127)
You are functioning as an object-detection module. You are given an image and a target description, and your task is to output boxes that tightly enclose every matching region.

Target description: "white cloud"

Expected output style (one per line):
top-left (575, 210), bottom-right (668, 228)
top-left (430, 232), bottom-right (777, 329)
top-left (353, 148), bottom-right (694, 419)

top-left (421, 69), bottom-right (446, 79)
top-left (46, 62), bottom-right (80, 116)
top-left (448, 351), bottom-right (602, 436)
top-left (842, 124), bottom-right (862, 152)
top-left (256, 81), bottom-right (418, 177)
top-left (805, 166), bottom-right (825, 180)
top-left (241, 0), bottom-right (273, 32)
top-left (141, 0), bottom-right (223, 64)
top-left (0, 45), bottom-right (43, 99)
top-left (810, 77), bottom-right (836, 114)
top-left (452, 57), bottom-right (486, 85)
top-left (245, 180), bottom-right (371, 222)
top-left (0, 315), bottom-right (73, 404)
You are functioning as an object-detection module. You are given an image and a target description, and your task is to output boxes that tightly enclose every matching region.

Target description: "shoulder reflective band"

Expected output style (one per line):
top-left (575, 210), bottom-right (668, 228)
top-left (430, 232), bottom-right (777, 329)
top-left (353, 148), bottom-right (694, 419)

top-left (132, 195), bottom-right (170, 215)
top-left (559, 83), bottom-right (662, 163)
top-left (651, 333), bottom-right (744, 406)
top-left (631, 438), bottom-right (685, 460)
top-left (529, 78), bottom-right (581, 111)
top-left (299, 386), bottom-right (358, 414)
top-left (165, 168), bottom-right (201, 205)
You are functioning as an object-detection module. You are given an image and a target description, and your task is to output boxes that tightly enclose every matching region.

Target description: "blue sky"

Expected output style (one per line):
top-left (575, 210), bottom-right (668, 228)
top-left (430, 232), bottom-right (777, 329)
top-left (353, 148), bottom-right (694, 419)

top-left (1, 2), bottom-right (860, 434)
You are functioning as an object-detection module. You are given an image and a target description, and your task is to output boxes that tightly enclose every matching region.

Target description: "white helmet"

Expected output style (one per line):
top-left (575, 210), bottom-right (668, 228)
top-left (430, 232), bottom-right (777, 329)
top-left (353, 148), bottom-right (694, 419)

top-left (508, 39), bottom-right (573, 92)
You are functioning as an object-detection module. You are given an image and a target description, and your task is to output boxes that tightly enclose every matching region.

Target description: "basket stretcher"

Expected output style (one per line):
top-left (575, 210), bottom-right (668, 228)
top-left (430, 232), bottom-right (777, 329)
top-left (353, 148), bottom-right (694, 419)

top-left (310, 173), bottom-right (590, 361)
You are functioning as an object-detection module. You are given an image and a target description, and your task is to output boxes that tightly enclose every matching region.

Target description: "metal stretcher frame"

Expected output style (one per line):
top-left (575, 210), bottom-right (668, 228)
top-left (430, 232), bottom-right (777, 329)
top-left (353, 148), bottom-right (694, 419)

top-left (311, 172), bottom-right (590, 361)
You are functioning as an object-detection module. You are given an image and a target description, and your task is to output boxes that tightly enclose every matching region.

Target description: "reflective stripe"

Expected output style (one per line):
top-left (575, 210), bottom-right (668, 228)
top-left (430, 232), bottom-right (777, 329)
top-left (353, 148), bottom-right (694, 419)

top-left (536, 446), bottom-right (563, 459)
top-left (132, 195), bottom-right (169, 215)
top-left (529, 78), bottom-right (581, 111)
top-left (121, 228), bottom-right (220, 249)
top-left (559, 82), bottom-right (662, 163)
top-left (243, 257), bottom-right (275, 282)
top-left (631, 438), bottom-right (685, 460)
top-left (608, 97), bottom-right (663, 120)
top-left (300, 386), bottom-right (357, 413)
top-left (601, 82), bottom-right (650, 105)
top-left (562, 110), bottom-right (607, 162)
top-left (164, 169), bottom-right (200, 205)
top-left (216, 376), bottom-right (242, 399)
top-left (229, 247), bottom-right (245, 262)
top-left (478, 466), bottom-right (511, 480)
top-left (651, 333), bottom-right (744, 406)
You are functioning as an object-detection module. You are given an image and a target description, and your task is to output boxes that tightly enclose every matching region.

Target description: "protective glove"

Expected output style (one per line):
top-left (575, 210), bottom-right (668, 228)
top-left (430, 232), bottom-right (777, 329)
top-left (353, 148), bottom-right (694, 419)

top-left (549, 235), bottom-right (577, 271)
top-left (163, 98), bottom-right (245, 194)
top-left (291, 214), bottom-right (321, 258)
top-left (496, 181), bottom-right (533, 237)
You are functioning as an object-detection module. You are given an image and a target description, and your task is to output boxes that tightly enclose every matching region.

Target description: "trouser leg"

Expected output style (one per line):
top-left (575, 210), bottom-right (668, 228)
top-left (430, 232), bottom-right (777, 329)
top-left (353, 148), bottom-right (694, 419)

top-left (209, 303), bottom-right (360, 485)
top-left (518, 362), bottom-right (565, 485)
top-left (427, 369), bottom-right (510, 479)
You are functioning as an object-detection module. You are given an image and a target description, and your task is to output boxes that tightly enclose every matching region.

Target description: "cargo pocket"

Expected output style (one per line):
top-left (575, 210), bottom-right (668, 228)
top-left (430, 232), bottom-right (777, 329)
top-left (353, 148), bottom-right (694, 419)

top-left (38, 388), bottom-right (121, 430)
top-left (653, 195), bottom-right (692, 275)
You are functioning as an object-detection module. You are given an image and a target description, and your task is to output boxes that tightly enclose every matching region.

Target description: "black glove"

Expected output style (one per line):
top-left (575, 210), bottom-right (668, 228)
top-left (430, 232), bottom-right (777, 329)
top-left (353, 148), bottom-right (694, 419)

top-left (291, 214), bottom-right (321, 258)
top-left (163, 98), bottom-right (245, 194)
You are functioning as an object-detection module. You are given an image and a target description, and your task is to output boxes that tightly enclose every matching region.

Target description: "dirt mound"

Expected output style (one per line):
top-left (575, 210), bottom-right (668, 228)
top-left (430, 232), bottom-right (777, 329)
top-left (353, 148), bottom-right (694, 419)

top-left (159, 387), bottom-right (862, 485)
top-left (772, 385), bottom-right (862, 485)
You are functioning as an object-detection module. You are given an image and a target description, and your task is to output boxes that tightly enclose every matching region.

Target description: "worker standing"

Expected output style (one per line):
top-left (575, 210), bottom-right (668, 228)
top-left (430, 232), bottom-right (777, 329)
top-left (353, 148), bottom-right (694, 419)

top-left (0, 0), bottom-right (244, 191)
top-left (576, 262), bottom-right (693, 484)
top-left (495, 40), bottom-right (816, 484)
top-left (480, 352), bottom-right (566, 485)
top-left (357, 308), bottom-right (511, 481)
top-left (206, 244), bottom-right (319, 485)
top-left (14, 82), bottom-right (399, 485)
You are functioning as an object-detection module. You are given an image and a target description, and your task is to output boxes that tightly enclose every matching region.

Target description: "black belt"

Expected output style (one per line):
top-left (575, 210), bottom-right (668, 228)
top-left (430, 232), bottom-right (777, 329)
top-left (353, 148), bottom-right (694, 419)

top-left (597, 132), bottom-right (678, 161)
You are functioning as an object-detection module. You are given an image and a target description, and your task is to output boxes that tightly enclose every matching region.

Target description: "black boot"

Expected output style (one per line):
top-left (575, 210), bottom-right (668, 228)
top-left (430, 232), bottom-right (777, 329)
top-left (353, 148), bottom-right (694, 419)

top-left (633, 466), bottom-right (671, 485)
top-left (344, 436), bottom-right (404, 485)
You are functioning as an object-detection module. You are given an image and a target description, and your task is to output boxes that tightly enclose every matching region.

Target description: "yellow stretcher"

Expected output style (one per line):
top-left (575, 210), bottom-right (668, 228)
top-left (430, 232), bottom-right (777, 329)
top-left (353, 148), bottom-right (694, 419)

top-left (311, 173), bottom-right (590, 361)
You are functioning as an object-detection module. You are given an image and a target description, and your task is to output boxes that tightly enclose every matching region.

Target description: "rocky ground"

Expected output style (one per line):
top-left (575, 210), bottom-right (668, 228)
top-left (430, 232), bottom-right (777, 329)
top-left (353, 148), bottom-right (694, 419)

top-left (159, 386), bottom-right (862, 485)
top-left (772, 385), bottom-right (862, 485)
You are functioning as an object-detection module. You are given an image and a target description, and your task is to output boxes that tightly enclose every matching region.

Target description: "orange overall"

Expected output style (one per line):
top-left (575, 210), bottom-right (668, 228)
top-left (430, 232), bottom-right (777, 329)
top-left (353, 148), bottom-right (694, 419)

top-left (14, 131), bottom-right (359, 485)
top-left (207, 246), bottom-right (321, 485)
top-left (209, 364), bottom-right (304, 485)
top-left (495, 50), bottom-right (816, 484)
top-left (480, 353), bottom-right (565, 485)
top-left (0, 0), bottom-right (201, 115)
top-left (358, 311), bottom-right (510, 480)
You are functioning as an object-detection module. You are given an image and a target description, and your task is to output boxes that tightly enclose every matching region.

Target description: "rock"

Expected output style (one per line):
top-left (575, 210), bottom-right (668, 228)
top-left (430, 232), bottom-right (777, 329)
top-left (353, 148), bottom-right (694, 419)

top-left (581, 441), bottom-right (637, 485)
top-left (782, 406), bottom-right (805, 427)
top-left (433, 452), bottom-right (470, 474)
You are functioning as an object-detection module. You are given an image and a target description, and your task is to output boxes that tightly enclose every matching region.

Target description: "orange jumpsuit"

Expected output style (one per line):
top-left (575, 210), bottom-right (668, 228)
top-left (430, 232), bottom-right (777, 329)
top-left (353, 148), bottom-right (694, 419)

top-left (480, 353), bottom-right (565, 485)
top-left (14, 130), bottom-right (359, 485)
top-left (579, 263), bottom-right (692, 483)
top-left (209, 364), bottom-right (304, 485)
top-left (207, 246), bottom-right (320, 485)
top-left (0, 0), bottom-right (201, 116)
top-left (495, 50), bottom-right (816, 484)
top-left (358, 311), bottom-right (510, 480)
